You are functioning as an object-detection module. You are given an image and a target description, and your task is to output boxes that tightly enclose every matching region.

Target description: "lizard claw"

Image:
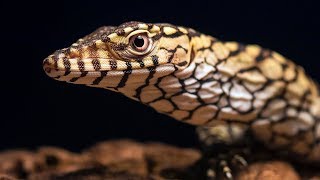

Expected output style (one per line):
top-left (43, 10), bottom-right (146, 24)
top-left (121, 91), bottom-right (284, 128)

top-left (159, 150), bottom-right (249, 179)
top-left (206, 153), bottom-right (248, 180)
top-left (206, 168), bottom-right (217, 179)
top-left (232, 154), bottom-right (248, 167)
top-left (220, 160), bottom-right (233, 179)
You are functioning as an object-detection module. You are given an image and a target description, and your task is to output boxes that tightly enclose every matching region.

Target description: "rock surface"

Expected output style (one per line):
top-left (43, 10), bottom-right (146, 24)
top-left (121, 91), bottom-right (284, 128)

top-left (0, 140), bottom-right (318, 180)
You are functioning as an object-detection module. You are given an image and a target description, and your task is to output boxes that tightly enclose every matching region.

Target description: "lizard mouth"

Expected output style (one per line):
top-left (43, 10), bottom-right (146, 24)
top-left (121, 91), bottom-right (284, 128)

top-left (43, 56), bottom-right (117, 78)
top-left (43, 56), bottom-right (163, 78)
top-left (43, 45), bottom-right (171, 79)
top-left (43, 53), bottom-right (175, 87)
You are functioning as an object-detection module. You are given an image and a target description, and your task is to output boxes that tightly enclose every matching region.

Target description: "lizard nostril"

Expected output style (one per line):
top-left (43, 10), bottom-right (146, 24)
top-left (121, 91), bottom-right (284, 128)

top-left (43, 58), bottom-right (55, 73)
top-left (43, 58), bottom-right (49, 65)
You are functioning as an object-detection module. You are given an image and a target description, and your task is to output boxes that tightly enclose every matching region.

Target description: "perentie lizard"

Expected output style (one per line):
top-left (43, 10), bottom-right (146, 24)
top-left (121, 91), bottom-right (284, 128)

top-left (43, 21), bottom-right (320, 179)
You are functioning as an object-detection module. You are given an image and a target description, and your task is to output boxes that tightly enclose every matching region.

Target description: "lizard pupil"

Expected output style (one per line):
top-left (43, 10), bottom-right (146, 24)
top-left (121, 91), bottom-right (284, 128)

top-left (129, 33), bottom-right (151, 54)
top-left (133, 36), bottom-right (145, 48)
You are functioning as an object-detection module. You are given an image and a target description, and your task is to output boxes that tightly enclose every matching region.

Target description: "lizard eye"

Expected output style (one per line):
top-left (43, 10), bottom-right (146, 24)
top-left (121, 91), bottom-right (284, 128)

top-left (129, 33), bottom-right (152, 55)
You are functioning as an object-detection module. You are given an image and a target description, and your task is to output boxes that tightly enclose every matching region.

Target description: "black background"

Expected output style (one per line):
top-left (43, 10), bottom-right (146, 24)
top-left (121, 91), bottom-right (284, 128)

top-left (1, 1), bottom-right (319, 152)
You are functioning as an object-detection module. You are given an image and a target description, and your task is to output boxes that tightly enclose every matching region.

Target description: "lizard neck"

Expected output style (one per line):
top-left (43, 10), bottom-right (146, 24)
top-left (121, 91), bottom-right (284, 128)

top-left (119, 34), bottom-right (224, 125)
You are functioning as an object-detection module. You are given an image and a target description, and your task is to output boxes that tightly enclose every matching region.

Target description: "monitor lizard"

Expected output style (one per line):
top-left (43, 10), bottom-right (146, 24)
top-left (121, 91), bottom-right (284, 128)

top-left (43, 21), bottom-right (320, 179)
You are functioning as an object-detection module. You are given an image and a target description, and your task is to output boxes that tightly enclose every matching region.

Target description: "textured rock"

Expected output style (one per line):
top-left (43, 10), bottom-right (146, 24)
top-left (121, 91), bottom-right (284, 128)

top-left (237, 161), bottom-right (300, 180)
top-left (0, 139), bottom-right (318, 179)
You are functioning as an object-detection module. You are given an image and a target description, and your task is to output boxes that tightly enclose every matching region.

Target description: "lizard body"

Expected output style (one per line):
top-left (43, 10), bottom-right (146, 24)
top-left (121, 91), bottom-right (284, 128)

top-left (43, 21), bottom-right (320, 165)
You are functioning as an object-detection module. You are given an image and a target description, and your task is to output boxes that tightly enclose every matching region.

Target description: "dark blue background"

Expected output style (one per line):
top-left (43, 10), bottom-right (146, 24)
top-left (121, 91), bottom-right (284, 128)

top-left (1, 0), bottom-right (319, 151)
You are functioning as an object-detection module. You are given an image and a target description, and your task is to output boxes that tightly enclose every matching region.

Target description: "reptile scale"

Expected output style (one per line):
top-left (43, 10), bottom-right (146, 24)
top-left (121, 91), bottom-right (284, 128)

top-left (43, 21), bottom-right (320, 179)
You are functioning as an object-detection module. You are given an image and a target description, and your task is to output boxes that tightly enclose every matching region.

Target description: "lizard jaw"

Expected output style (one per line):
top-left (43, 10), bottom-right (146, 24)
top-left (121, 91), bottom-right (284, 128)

top-left (43, 54), bottom-right (177, 88)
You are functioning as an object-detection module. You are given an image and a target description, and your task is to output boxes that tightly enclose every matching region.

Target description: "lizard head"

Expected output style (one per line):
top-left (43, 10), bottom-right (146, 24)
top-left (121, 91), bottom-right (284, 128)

top-left (43, 21), bottom-right (220, 124)
top-left (43, 21), bottom-right (197, 91)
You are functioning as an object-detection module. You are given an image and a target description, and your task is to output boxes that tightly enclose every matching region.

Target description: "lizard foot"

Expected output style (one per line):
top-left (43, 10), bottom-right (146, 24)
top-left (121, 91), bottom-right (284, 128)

top-left (206, 152), bottom-right (248, 180)
top-left (195, 123), bottom-right (252, 179)
top-left (173, 146), bottom-right (250, 180)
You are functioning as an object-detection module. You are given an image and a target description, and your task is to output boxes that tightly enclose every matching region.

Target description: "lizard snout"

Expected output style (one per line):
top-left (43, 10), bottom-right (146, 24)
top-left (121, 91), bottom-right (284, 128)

top-left (42, 52), bottom-right (70, 79)
top-left (43, 57), bottom-right (59, 78)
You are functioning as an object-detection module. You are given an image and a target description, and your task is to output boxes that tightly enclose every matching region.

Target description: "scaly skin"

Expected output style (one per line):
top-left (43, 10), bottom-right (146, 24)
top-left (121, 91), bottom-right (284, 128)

top-left (43, 21), bottom-right (320, 164)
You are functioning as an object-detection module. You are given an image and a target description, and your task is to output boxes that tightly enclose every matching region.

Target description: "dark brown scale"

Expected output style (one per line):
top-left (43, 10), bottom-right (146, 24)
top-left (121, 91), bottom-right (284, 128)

top-left (92, 59), bottom-right (101, 71)
top-left (162, 31), bottom-right (185, 38)
top-left (92, 71), bottom-right (108, 85)
top-left (152, 33), bottom-right (163, 41)
top-left (109, 60), bottom-right (117, 70)
top-left (101, 34), bottom-right (110, 42)
top-left (110, 43), bottom-right (127, 51)
top-left (147, 24), bottom-right (153, 29)
top-left (256, 49), bottom-right (271, 62)
top-left (69, 72), bottom-right (88, 83)
top-left (118, 21), bottom-right (142, 29)
top-left (62, 57), bottom-right (71, 76)
top-left (115, 29), bottom-right (125, 36)
top-left (177, 61), bottom-right (188, 66)
top-left (229, 43), bottom-right (246, 56)
top-left (116, 70), bottom-right (132, 89)
top-left (186, 28), bottom-right (201, 38)
top-left (137, 60), bottom-right (145, 68)
top-left (77, 61), bottom-right (85, 72)
top-left (151, 55), bottom-right (159, 66)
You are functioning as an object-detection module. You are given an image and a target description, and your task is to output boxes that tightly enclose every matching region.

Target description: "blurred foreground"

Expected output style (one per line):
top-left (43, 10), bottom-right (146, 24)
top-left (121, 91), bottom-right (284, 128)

top-left (0, 140), bottom-right (318, 180)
